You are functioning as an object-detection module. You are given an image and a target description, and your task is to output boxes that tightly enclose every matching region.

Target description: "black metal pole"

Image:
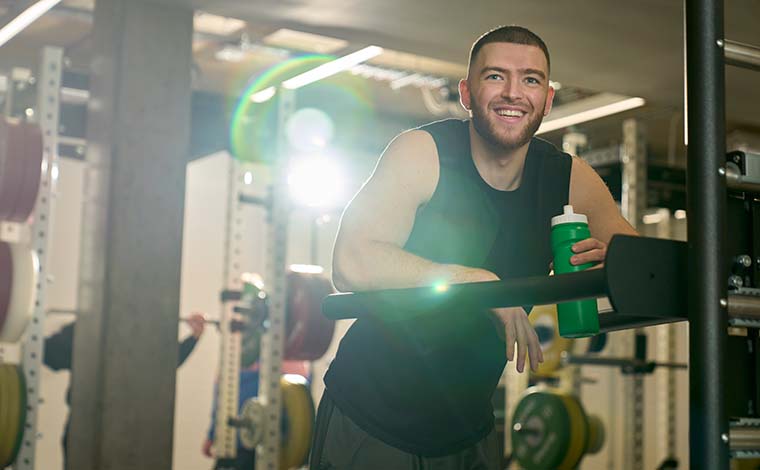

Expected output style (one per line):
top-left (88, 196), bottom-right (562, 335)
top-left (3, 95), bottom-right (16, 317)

top-left (685, 0), bottom-right (729, 468)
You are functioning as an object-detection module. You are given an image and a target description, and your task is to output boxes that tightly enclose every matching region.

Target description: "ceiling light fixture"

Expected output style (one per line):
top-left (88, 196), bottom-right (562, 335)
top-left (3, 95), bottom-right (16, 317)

top-left (281, 46), bottom-right (383, 90)
top-left (0, 0), bottom-right (61, 48)
top-left (537, 93), bottom-right (646, 134)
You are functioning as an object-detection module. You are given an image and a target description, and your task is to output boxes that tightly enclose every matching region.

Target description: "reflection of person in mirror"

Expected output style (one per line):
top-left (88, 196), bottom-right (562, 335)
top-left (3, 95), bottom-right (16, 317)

top-left (44, 312), bottom-right (207, 470)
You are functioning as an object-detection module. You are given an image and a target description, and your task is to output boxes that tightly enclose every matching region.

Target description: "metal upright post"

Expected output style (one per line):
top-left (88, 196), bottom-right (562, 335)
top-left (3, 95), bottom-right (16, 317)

top-left (256, 87), bottom-right (294, 469)
top-left (13, 46), bottom-right (62, 470)
top-left (214, 156), bottom-right (245, 460)
top-left (685, 0), bottom-right (729, 468)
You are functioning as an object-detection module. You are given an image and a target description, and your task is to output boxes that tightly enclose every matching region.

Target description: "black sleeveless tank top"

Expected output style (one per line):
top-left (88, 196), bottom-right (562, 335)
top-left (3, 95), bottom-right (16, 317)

top-left (324, 118), bottom-right (572, 457)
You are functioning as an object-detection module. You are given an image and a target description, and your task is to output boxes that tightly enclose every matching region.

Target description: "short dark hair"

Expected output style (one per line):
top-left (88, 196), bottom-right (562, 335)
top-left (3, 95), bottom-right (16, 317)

top-left (468, 25), bottom-right (551, 75)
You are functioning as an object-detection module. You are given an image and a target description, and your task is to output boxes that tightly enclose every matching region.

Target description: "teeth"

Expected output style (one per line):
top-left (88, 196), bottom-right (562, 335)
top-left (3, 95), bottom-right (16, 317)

top-left (497, 109), bottom-right (524, 117)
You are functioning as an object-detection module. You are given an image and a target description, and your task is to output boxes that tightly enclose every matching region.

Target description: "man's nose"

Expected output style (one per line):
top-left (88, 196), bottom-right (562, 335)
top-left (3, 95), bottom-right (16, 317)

top-left (500, 78), bottom-right (522, 100)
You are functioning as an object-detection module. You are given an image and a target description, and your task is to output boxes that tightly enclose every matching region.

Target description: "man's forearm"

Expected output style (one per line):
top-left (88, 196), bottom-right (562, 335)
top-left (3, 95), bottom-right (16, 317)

top-left (333, 241), bottom-right (497, 292)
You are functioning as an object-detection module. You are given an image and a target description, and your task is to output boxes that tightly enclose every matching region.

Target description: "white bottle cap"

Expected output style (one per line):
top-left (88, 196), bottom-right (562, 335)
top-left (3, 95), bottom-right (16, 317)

top-left (551, 204), bottom-right (588, 226)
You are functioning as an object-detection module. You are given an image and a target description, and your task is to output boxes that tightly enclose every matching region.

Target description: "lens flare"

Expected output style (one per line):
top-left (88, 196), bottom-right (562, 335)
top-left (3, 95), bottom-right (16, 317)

top-left (229, 54), bottom-right (373, 163)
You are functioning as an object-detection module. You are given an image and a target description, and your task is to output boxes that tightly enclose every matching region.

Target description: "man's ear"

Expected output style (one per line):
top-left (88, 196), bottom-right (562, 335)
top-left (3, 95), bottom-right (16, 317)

top-left (458, 79), bottom-right (471, 112)
top-left (543, 86), bottom-right (556, 117)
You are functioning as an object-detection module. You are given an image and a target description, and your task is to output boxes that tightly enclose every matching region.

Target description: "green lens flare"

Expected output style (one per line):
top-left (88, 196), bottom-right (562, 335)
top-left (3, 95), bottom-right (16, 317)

top-left (229, 54), bottom-right (374, 163)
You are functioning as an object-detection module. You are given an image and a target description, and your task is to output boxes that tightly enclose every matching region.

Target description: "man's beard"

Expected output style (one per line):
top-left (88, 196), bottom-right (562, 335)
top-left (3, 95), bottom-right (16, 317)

top-left (470, 99), bottom-right (546, 151)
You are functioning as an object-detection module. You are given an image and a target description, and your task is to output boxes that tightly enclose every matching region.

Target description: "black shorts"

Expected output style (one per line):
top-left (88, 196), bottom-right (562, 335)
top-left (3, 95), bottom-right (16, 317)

top-left (309, 393), bottom-right (501, 470)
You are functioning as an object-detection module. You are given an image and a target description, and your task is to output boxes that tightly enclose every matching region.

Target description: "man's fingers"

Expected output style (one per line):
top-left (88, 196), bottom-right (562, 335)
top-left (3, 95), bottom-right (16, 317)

top-left (572, 238), bottom-right (605, 252)
top-left (571, 248), bottom-right (606, 265)
top-left (505, 318), bottom-right (516, 362)
top-left (516, 325), bottom-right (527, 373)
top-left (528, 329), bottom-right (543, 372)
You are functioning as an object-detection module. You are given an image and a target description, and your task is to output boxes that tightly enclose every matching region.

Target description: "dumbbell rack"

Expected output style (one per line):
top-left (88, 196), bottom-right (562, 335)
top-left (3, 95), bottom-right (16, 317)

top-left (0, 46), bottom-right (63, 470)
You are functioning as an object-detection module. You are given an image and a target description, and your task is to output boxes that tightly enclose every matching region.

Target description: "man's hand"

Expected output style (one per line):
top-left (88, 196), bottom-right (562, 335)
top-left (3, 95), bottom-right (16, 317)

top-left (202, 438), bottom-right (214, 458)
top-left (187, 312), bottom-right (206, 339)
top-left (570, 238), bottom-right (607, 267)
top-left (492, 307), bottom-right (544, 373)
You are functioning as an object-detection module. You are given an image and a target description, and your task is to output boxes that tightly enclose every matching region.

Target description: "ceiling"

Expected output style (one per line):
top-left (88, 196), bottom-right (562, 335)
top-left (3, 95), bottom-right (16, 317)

top-left (152, 0), bottom-right (760, 127)
top-left (0, 0), bottom-right (758, 160)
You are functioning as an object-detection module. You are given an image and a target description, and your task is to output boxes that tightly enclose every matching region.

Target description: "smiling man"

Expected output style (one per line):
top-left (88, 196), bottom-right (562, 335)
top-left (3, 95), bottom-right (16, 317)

top-left (310, 26), bottom-right (637, 469)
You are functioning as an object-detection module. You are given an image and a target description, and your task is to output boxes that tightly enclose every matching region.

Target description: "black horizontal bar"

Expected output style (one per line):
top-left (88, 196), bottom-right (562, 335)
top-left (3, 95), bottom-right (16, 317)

top-left (322, 269), bottom-right (608, 320)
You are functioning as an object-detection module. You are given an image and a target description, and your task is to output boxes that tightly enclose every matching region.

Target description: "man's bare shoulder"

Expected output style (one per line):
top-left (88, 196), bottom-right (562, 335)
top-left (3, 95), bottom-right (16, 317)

top-left (383, 129), bottom-right (439, 164)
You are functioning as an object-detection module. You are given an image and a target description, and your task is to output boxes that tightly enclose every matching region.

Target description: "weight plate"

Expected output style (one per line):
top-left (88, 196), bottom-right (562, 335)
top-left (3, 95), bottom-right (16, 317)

top-left (586, 414), bottom-right (605, 454)
top-left (284, 271), bottom-right (334, 361)
top-left (284, 271), bottom-right (335, 361)
top-left (0, 120), bottom-right (12, 219)
top-left (529, 305), bottom-right (573, 376)
top-left (239, 397), bottom-right (265, 450)
top-left (0, 242), bottom-right (13, 333)
top-left (8, 365), bottom-right (27, 465)
top-left (280, 374), bottom-right (314, 470)
top-left (0, 364), bottom-right (20, 466)
top-left (511, 389), bottom-right (571, 469)
top-left (0, 119), bottom-right (26, 221)
top-left (557, 394), bottom-right (588, 470)
top-left (11, 122), bottom-right (43, 222)
top-left (0, 244), bottom-right (39, 342)
top-left (0, 365), bottom-right (13, 467)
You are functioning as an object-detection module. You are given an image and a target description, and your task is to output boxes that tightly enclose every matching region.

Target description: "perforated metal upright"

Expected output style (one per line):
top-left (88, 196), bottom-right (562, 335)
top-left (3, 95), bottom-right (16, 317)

top-left (12, 46), bottom-right (62, 470)
top-left (256, 87), bottom-right (294, 469)
top-left (215, 156), bottom-right (245, 459)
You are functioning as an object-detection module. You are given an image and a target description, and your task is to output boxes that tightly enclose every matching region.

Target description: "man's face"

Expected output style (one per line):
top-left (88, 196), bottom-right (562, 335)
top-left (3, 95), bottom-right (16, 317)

top-left (459, 43), bottom-right (555, 151)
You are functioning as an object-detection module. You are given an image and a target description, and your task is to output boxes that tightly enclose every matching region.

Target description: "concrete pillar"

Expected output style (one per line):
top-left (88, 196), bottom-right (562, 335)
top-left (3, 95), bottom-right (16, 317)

top-left (68, 1), bottom-right (193, 468)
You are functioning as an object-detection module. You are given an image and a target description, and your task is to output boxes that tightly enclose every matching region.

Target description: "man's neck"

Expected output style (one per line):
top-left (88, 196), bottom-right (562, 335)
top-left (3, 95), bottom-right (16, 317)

top-left (469, 124), bottom-right (531, 191)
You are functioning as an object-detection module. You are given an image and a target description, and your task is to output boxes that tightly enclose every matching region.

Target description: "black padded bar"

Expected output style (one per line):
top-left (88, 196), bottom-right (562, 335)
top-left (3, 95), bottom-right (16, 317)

top-left (604, 235), bottom-right (688, 319)
top-left (322, 269), bottom-right (607, 320)
top-left (323, 235), bottom-right (689, 329)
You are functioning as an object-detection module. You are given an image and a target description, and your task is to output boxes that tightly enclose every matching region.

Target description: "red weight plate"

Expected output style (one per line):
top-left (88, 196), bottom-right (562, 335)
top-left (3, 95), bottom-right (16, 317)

top-left (0, 242), bottom-right (12, 333)
top-left (11, 122), bottom-right (43, 222)
top-left (285, 271), bottom-right (335, 361)
top-left (0, 120), bottom-right (28, 221)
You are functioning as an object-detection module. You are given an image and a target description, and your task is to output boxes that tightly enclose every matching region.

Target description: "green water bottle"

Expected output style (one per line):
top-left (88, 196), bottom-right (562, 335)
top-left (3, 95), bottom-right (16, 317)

top-left (551, 205), bottom-right (599, 338)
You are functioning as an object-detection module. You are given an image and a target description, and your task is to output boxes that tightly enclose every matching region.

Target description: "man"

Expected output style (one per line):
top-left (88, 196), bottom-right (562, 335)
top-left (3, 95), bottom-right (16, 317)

top-left (310, 25), bottom-right (637, 469)
top-left (44, 312), bottom-right (207, 470)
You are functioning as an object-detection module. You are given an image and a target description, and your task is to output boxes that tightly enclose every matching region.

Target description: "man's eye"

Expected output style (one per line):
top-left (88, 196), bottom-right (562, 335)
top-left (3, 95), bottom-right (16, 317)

top-left (526, 77), bottom-right (540, 84)
top-left (486, 74), bottom-right (503, 80)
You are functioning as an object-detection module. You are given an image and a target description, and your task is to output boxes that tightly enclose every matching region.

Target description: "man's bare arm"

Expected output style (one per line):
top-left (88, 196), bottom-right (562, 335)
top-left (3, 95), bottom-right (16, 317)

top-left (568, 156), bottom-right (638, 265)
top-left (332, 130), bottom-right (496, 292)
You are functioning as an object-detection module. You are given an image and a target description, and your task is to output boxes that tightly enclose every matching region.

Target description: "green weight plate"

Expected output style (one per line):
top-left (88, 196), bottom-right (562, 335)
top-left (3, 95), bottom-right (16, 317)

top-left (511, 389), bottom-right (571, 470)
top-left (8, 365), bottom-right (27, 465)
top-left (2, 365), bottom-right (20, 465)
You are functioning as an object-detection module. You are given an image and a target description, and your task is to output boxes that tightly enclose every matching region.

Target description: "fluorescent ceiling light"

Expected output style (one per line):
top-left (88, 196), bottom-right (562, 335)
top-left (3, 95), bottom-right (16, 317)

top-left (282, 46), bottom-right (383, 90)
top-left (537, 93), bottom-right (646, 135)
top-left (289, 264), bottom-right (324, 274)
top-left (249, 86), bottom-right (276, 103)
top-left (194, 11), bottom-right (246, 36)
top-left (0, 0), bottom-right (61, 48)
top-left (263, 28), bottom-right (349, 54)
top-left (390, 73), bottom-right (422, 90)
